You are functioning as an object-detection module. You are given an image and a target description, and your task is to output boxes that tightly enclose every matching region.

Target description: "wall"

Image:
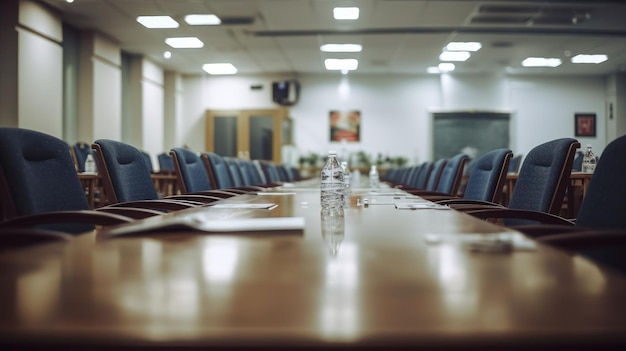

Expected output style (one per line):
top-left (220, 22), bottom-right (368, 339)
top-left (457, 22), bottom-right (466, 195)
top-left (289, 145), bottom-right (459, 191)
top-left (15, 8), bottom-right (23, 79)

top-left (17, 0), bottom-right (63, 137)
top-left (183, 73), bottom-right (608, 165)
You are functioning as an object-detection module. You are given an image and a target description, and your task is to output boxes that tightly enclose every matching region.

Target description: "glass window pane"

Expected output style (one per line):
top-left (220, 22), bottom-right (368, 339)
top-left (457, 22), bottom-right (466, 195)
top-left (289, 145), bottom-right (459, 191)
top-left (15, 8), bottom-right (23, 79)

top-left (214, 116), bottom-right (237, 157)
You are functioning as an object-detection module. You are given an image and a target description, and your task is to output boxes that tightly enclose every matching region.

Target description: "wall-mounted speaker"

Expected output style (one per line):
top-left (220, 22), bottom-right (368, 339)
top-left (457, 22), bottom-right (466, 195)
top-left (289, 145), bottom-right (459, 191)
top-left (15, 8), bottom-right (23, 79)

top-left (272, 80), bottom-right (300, 106)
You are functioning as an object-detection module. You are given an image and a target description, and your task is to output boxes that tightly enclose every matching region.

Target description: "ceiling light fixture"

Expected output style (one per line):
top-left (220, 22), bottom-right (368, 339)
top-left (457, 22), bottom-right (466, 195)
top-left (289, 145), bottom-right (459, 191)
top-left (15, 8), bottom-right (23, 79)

top-left (137, 16), bottom-right (179, 29)
top-left (446, 42), bottom-right (482, 52)
top-left (427, 66), bottom-right (441, 74)
top-left (202, 63), bottom-right (238, 75)
top-left (438, 63), bottom-right (455, 72)
top-left (571, 54), bottom-right (608, 64)
top-left (522, 57), bottom-right (562, 67)
top-left (66, 0), bottom-right (74, 3)
top-left (333, 7), bottom-right (360, 20)
top-left (325, 59), bottom-right (359, 71)
top-left (184, 14), bottom-right (221, 25)
top-left (165, 37), bottom-right (204, 48)
top-left (439, 51), bottom-right (471, 62)
top-left (164, 51), bottom-right (172, 59)
top-left (320, 44), bottom-right (363, 53)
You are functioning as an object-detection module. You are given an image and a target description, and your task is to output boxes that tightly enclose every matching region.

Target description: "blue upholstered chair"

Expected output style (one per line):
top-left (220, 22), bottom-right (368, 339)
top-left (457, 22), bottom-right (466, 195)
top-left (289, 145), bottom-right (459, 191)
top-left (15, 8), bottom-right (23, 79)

top-left (0, 128), bottom-right (134, 234)
top-left (424, 149), bottom-right (511, 204)
top-left (571, 151), bottom-right (584, 172)
top-left (169, 148), bottom-right (240, 198)
top-left (157, 153), bottom-right (175, 173)
top-left (201, 153), bottom-right (251, 193)
top-left (424, 158), bottom-right (447, 191)
top-left (223, 157), bottom-right (266, 191)
top-left (507, 154), bottom-right (523, 173)
top-left (93, 140), bottom-right (216, 210)
top-left (141, 151), bottom-right (154, 173)
top-left (464, 138), bottom-right (580, 226)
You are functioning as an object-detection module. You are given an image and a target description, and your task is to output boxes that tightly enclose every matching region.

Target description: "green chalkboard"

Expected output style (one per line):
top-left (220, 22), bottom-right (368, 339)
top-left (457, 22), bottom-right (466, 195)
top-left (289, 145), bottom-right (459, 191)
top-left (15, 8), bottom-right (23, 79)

top-left (433, 112), bottom-right (510, 160)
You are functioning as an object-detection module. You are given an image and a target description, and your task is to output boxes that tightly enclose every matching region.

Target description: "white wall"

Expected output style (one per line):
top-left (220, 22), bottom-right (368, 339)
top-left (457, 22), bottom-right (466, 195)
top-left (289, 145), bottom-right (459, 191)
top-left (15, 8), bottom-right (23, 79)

top-left (183, 73), bottom-right (608, 165)
top-left (17, 1), bottom-right (63, 137)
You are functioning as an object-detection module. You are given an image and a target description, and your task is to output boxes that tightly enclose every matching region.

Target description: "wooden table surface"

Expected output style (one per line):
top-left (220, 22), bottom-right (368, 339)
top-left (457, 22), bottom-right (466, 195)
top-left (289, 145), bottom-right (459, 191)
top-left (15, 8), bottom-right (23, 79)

top-left (1, 185), bottom-right (625, 349)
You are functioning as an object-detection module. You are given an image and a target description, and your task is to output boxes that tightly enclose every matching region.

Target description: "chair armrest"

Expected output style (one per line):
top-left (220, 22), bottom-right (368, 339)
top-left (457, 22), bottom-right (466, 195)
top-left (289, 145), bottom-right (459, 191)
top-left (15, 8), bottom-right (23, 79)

top-left (0, 210), bottom-right (133, 229)
top-left (105, 199), bottom-right (203, 212)
top-left (166, 194), bottom-right (223, 203)
top-left (97, 206), bottom-right (164, 219)
top-left (188, 190), bottom-right (240, 198)
top-left (465, 208), bottom-right (575, 226)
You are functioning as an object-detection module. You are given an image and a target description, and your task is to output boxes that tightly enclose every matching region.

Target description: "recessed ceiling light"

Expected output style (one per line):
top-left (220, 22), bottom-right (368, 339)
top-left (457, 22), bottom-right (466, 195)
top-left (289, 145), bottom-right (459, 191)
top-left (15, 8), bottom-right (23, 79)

top-left (427, 66), bottom-right (441, 74)
top-left (163, 51), bottom-right (172, 59)
top-left (137, 16), bottom-right (179, 29)
top-left (522, 57), bottom-right (562, 67)
top-left (439, 51), bottom-right (471, 62)
top-left (438, 63), bottom-right (455, 72)
top-left (446, 42), bottom-right (482, 52)
top-left (184, 14), bottom-right (221, 25)
top-left (202, 63), bottom-right (238, 75)
top-left (165, 37), bottom-right (204, 48)
top-left (320, 44), bottom-right (363, 53)
top-left (325, 59), bottom-right (359, 71)
top-left (334, 7), bottom-right (359, 20)
top-left (66, 0), bottom-right (74, 3)
top-left (571, 54), bottom-right (608, 64)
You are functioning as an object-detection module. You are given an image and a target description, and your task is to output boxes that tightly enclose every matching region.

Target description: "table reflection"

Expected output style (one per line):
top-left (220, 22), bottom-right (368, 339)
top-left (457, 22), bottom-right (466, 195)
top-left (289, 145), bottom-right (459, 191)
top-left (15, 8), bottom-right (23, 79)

top-left (320, 208), bottom-right (345, 256)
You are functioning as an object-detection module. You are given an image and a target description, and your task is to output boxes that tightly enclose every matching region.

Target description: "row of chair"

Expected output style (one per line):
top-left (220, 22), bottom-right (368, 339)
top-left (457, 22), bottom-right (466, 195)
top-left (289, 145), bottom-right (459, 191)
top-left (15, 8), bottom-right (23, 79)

top-left (0, 128), bottom-right (300, 239)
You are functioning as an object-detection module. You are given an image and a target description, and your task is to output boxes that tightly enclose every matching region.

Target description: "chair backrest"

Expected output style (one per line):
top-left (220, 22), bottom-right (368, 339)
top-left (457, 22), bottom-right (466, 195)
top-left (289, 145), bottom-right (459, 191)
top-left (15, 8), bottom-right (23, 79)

top-left (202, 152), bottom-right (235, 189)
top-left (261, 161), bottom-right (282, 183)
top-left (170, 148), bottom-right (213, 193)
top-left (508, 138), bottom-right (579, 221)
top-left (576, 135), bottom-right (626, 230)
top-left (157, 153), bottom-right (175, 173)
top-left (413, 162), bottom-right (433, 189)
top-left (93, 139), bottom-right (159, 203)
top-left (73, 141), bottom-right (94, 172)
top-left (248, 160), bottom-right (266, 185)
top-left (425, 159), bottom-right (447, 191)
top-left (223, 157), bottom-right (246, 187)
top-left (507, 154), bottom-right (523, 173)
top-left (463, 148), bottom-right (512, 202)
top-left (435, 153), bottom-right (469, 195)
top-left (0, 128), bottom-right (90, 220)
top-left (141, 151), bottom-right (154, 173)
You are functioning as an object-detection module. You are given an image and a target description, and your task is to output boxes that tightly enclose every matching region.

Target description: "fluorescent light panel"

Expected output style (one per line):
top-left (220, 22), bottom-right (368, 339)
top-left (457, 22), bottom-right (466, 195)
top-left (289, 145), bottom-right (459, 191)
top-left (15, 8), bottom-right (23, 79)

top-left (165, 37), bottom-right (204, 48)
top-left (439, 51), bottom-right (471, 62)
top-left (334, 7), bottom-right (359, 20)
top-left (325, 59), bottom-right (359, 71)
top-left (522, 57), bottom-right (562, 67)
top-left (571, 54), bottom-right (608, 64)
top-left (438, 63), bottom-right (455, 72)
top-left (185, 14), bottom-right (221, 25)
top-left (446, 42), bottom-right (482, 52)
top-left (320, 44), bottom-right (363, 52)
top-left (202, 63), bottom-right (238, 75)
top-left (137, 16), bottom-right (179, 28)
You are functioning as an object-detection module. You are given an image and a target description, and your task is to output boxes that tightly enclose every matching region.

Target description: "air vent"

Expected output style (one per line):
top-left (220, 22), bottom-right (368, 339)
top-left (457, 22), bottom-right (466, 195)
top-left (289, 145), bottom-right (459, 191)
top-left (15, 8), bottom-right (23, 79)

top-left (220, 16), bottom-right (255, 25)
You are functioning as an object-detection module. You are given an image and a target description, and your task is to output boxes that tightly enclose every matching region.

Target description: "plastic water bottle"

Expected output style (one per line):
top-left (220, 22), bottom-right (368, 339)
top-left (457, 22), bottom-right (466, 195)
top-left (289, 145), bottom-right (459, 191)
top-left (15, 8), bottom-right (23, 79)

top-left (582, 145), bottom-right (596, 173)
top-left (341, 161), bottom-right (351, 206)
top-left (320, 151), bottom-right (345, 209)
top-left (369, 165), bottom-right (379, 189)
top-left (320, 208), bottom-right (345, 255)
top-left (84, 153), bottom-right (96, 173)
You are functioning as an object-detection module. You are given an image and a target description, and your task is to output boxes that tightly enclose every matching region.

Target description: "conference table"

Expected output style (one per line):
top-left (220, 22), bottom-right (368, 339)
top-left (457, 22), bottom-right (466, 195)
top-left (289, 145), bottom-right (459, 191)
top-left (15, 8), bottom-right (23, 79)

top-left (1, 180), bottom-right (626, 349)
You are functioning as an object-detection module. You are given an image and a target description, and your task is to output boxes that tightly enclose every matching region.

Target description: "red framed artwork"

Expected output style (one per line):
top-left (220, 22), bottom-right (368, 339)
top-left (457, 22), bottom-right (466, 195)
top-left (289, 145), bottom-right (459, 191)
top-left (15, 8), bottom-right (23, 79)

top-left (329, 110), bottom-right (361, 142)
top-left (575, 113), bottom-right (596, 137)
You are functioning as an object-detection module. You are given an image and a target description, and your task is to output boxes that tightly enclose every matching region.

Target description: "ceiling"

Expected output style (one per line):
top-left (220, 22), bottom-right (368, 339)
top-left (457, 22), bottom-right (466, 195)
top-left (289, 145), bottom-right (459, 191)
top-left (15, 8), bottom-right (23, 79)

top-left (38, 0), bottom-right (626, 76)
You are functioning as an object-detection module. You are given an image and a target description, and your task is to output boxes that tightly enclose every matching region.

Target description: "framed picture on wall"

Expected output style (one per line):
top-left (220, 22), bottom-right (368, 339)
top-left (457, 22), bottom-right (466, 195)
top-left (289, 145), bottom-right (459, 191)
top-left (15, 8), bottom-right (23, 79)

top-left (575, 113), bottom-right (596, 137)
top-left (329, 110), bottom-right (361, 142)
